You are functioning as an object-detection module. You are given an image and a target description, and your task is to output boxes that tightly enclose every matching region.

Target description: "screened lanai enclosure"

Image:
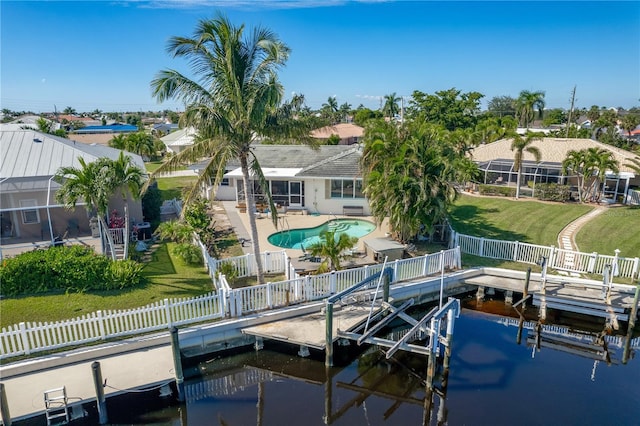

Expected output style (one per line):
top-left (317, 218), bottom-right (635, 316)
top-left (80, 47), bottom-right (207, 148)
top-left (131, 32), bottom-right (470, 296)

top-left (476, 158), bottom-right (636, 203)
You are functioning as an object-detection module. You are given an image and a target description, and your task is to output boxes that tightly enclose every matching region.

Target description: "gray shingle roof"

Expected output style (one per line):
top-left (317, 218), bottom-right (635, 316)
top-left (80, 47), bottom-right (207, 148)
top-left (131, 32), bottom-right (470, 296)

top-left (221, 144), bottom-right (362, 178)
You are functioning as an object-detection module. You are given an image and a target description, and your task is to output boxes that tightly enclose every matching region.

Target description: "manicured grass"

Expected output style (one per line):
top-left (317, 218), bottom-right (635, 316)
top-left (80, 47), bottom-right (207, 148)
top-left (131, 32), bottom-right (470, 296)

top-left (575, 206), bottom-right (640, 258)
top-left (156, 176), bottom-right (198, 201)
top-left (448, 194), bottom-right (594, 246)
top-left (0, 243), bottom-right (213, 328)
top-left (145, 161), bottom-right (187, 174)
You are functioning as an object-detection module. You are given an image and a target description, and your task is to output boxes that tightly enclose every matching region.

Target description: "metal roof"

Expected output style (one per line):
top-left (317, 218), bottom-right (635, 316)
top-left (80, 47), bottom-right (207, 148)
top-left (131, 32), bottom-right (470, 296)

top-left (0, 128), bottom-right (146, 180)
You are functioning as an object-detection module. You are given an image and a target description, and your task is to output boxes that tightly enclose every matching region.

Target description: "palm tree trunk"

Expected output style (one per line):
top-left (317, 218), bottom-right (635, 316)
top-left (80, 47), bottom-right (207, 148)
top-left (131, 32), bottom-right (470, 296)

top-left (240, 157), bottom-right (265, 284)
top-left (515, 170), bottom-right (521, 199)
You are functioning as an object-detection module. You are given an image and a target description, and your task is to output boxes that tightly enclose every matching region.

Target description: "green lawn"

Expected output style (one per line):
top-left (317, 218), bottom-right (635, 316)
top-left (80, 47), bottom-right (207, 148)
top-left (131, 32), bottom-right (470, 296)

top-left (156, 176), bottom-right (198, 201)
top-left (448, 194), bottom-right (594, 246)
top-left (145, 161), bottom-right (188, 174)
top-left (0, 243), bottom-right (213, 328)
top-left (575, 206), bottom-right (640, 258)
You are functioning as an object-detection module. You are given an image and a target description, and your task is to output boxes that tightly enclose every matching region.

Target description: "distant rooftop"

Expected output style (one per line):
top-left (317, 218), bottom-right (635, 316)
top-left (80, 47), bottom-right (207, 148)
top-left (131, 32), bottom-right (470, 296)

top-left (73, 124), bottom-right (138, 134)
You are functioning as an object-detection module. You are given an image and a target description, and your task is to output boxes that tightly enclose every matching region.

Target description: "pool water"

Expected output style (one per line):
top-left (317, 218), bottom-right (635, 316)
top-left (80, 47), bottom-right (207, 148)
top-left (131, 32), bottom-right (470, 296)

top-left (268, 219), bottom-right (376, 249)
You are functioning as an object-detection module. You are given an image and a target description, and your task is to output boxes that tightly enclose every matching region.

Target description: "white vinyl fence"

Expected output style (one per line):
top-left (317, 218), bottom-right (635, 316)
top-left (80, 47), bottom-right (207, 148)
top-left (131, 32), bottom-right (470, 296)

top-left (0, 248), bottom-right (461, 360)
top-left (452, 232), bottom-right (640, 280)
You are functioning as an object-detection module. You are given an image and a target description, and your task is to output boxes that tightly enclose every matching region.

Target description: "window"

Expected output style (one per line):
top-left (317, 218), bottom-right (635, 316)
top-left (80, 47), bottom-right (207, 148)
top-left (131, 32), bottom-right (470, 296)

top-left (221, 178), bottom-right (230, 186)
top-left (330, 179), bottom-right (365, 198)
top-left (20, 199), bottom-right (39, 224)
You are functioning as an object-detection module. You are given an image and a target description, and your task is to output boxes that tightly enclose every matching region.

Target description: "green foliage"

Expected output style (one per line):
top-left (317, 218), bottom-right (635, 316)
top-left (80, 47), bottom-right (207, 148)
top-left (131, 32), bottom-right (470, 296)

top-left (542, 108), bottom-right (567, 127)
top-left (534, 183), bottom-right (571, 202)
top-left (105, 261), bottom-right (146, 290)
top-left (326, 134), bottom-right (341, 145)
top-left (478, 184), bottom-right (517, 197)
top-left (408, 88), bottom-right (484, 130)
top-left (172, 243), bottom-right (202, 265)
top-left (142, 182), bottom-right (162, 228)
top-left (353, 108), bottom-right (382, 126)
top-left (155, 220), bottom-right (193, 243)
top-left (0, 246), bottom-right (145, 296)
top-left (216, 262), bottom-right (238, 283)
top-left (184, 198), bottom-right (210, 232)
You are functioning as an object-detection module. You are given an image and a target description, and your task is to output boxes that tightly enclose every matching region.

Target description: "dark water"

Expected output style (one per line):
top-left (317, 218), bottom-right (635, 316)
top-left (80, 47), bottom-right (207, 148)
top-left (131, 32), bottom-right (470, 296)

top-left (20, 305), bottom-right (640, 425)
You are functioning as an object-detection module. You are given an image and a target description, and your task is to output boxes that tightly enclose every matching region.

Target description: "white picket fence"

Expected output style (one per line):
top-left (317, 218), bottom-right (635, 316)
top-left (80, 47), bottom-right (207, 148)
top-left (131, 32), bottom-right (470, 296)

top-left (452, 232), bottom-right (640, 280)
top-left (0, 248), bottom-right (461, 360)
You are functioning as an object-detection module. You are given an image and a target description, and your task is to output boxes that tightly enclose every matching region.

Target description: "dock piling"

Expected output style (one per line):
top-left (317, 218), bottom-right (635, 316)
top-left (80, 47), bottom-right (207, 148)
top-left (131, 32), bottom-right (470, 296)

top-left (91, 362), bottom-right (108, 424)
top-left (0, 383), bottom-right (11, 426)
top-left (170, 327), bottom-right (185, 402)
top-left (325, 301), bottom-right (334, 367)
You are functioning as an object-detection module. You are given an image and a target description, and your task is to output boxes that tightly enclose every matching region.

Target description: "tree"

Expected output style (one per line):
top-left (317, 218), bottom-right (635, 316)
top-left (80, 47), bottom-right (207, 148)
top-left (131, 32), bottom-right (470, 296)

top-left (515, 90), bottom-right (545, 128)
top-left (542, 108), bottom-right (567, 127)
top-left (562, 149), bottom-right (588, 202)
top-left (509, 131), bottom-right (543, 199)
top-left (408, 88), bottom-right (484, 131)
top-left (321, 96), bottom-right (340, 124)
top-left (54, 155), bottom-right (144, 260)
top-left (621, 114), bottom-right (640, 137)
top-left (307, 229), bottom-right (358, 272)
top-left (585, 148), bottom-right (619, 202)
top-left (63, 106), bottom-right (77, 115)
top-left (487, 95), bottom-right (516, 117)
top-left (382, 93), bottom-right (401, 120)
top-left (626, 156), bottom-right (640, 175)
top-left (149, 14), bottom-right (314, 284)
top-left (361, 119), bottom-right (473, 242)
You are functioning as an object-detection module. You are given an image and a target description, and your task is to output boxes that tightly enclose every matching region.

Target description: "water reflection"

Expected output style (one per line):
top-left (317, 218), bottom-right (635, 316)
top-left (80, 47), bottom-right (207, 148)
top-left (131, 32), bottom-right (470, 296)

top-left (19, 307), bottom-right (638, 425)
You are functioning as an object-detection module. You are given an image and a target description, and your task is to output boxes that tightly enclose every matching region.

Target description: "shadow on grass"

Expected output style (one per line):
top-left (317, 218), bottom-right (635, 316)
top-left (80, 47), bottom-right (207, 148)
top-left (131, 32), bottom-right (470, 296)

top-left (448, 204), bottom-right (528, 242)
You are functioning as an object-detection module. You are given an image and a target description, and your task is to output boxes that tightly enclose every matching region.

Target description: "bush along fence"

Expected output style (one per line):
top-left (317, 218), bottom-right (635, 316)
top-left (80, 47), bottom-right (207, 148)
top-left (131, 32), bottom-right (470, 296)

top-left (0, 247), bottom-right (461, 360)
top-left (450, 231), bottom-right (640, 281)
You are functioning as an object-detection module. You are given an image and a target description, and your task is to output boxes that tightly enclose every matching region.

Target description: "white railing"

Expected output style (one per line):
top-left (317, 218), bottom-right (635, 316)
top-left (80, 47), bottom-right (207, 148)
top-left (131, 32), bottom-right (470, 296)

top-left (453, 232), bottom-right (639, 280)
top-left (0, 248), bottom-right (460, 360)
top-left (1, 293), bottom-right (224, 359)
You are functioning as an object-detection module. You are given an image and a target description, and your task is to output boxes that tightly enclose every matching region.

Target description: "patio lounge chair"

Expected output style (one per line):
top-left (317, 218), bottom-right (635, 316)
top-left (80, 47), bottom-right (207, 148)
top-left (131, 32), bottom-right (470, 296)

top-left (298, 244), bottom-right (313, 261)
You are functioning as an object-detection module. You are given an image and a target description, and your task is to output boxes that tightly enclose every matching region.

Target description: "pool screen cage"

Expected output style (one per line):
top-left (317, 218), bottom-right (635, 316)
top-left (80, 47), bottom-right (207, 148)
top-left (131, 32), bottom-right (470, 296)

top-left (475, 158), bottom-right (630, 202)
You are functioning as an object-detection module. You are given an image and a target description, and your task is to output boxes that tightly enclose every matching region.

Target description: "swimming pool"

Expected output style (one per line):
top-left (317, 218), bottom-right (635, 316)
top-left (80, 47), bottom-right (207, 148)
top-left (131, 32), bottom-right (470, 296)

top-left (268, 219), bottom-right (376, 249)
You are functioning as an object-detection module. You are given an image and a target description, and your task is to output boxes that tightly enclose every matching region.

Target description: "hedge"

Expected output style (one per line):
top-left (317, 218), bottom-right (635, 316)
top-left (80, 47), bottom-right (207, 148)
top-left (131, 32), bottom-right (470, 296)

top-left (0, 245), bottom-right (146, 296)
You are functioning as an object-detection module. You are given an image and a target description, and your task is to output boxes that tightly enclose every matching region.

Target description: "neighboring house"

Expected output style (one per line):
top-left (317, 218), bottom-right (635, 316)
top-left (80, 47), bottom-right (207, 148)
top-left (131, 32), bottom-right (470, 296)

top-left (67, 123), bottom-right (139, 146)
top-left (196, 144), bottom-right (368, 216)
top-left (471, 137), bottom-right (639, 203)
top-left (311, 123), bottom-right (364, 145)
top-left (160, 127), bottom-right (196, 154)
top-left (0, 127), bottom-right (145, 245)
top-left (152, 123), bottom-right (179, 137)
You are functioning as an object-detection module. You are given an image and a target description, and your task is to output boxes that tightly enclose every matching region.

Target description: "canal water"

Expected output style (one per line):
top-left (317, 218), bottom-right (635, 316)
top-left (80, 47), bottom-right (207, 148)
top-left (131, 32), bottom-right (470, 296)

top-left (18, 301), bottom-right (640, 425)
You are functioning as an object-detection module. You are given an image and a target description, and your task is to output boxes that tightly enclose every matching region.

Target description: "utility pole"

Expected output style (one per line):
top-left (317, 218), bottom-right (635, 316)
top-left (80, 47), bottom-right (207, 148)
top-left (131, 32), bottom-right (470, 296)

top-left (566, 85), bottom-right (576, 138)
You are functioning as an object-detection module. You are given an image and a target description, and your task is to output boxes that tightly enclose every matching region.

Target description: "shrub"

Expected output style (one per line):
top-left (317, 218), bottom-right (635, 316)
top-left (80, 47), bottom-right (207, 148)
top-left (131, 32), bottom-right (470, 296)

top-left (0, 246), bottom-right (145, 296)
top-left (173, 243), bottom-right (202, 265)
top-left (104, 260), bottom-right (146, 290)
top-left (478, 184), bottom-right (516, 197)
top-left (534, 183), bottom-right (571, 202)
top-left (216, 261), bottom-right (238, 284)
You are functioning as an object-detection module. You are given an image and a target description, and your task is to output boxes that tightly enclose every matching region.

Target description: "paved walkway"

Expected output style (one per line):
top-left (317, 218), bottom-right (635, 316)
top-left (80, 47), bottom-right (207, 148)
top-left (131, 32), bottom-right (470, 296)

top-left (556, 206), bottom-right (607, 252)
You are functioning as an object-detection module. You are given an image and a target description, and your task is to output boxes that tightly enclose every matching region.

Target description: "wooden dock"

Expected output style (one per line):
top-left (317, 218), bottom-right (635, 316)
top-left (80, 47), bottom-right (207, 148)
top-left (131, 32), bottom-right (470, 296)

top-left (242, 301), bottom-right (380, 350)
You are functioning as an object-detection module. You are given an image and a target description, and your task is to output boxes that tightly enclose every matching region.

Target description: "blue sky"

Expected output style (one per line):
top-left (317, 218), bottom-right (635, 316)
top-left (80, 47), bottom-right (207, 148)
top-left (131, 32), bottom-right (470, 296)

top-left (1, 1), bottom-right (639, 113)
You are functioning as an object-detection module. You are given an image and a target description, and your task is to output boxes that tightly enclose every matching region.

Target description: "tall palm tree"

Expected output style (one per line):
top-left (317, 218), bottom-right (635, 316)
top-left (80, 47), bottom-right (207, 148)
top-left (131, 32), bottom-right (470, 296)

top-left (307, 229), bottom-right (358, 273)
top-left (149, 14), bottom-right (313, 284)
top-left (515, 90), bottom-right (545, 128)
top-left (510, 131), bottom-right (543, 199)
top-left (382, 93), bottom-right (401, 120)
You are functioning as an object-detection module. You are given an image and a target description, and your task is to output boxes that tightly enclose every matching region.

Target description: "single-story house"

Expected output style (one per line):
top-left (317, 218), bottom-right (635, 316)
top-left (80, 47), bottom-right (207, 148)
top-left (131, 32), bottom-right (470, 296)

top-left (195, 144), bottom-right (369, 216)
top-left (471, 137), bottom-right (639, 203)
top-left (0, 127), bottom-right (146, 246)
top-left (311, 123), bottom-right (364, 145)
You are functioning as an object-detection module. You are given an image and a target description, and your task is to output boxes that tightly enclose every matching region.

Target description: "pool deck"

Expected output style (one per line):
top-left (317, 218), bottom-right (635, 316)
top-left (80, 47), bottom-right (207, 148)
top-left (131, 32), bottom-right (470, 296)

top-left (221, 200), bottom-right (391, 263)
